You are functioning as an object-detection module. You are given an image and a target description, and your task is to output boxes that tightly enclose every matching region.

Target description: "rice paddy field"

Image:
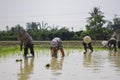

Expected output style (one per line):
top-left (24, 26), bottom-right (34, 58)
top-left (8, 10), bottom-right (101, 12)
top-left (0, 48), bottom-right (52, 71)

top-left (0, 41), bottom-right (120, 80)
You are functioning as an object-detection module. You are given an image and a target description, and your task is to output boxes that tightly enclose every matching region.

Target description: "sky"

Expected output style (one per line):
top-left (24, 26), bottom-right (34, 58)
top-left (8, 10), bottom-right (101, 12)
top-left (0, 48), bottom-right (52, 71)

top-left (0, 0), bottom-right (120, 31)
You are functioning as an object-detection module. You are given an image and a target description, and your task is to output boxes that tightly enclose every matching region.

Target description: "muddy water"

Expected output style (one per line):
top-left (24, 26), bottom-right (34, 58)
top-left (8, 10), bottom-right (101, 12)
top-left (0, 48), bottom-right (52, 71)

top-left (0, 49), bottom-right (120, 80)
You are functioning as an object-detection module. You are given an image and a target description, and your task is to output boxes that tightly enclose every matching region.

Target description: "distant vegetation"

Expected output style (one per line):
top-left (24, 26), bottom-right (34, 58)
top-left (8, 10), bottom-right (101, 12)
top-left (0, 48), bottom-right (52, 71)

top-left (0, 7), bottom-right (120, 41)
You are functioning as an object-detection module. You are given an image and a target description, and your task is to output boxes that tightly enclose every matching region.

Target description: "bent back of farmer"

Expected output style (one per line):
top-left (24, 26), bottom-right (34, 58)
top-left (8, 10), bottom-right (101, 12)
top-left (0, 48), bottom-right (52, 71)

top-left (50, 37), bottom-right (65, 58)
top-left (112, 29), bottom-right (120, 48)
top-left (82, 36), bottom-right (93, 53)
top-left (108, 37), bottom-right (117, 52)
top-left (18, 29), bottom-right (34, 58)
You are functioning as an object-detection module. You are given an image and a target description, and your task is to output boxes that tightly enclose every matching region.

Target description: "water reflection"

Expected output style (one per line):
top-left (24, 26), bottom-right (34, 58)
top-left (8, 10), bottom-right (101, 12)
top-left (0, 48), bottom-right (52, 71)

top-left (50, 57), bottom-right (64, 76)
top-left (83, 52), bottom-right (92, 67)
top-left (17, 58), bottom-right (34, 80)
top-left (108, 50), bottom-right (120, 72)
top-left (1, 49), bottom-right (120, 80)
top-left (83, 51), bottom-right (104, 72)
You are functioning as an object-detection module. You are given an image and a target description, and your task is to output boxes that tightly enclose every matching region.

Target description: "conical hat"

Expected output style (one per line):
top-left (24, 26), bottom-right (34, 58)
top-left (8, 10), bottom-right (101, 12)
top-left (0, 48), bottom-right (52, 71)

top-left (83, 36), bottom-right (91, 43)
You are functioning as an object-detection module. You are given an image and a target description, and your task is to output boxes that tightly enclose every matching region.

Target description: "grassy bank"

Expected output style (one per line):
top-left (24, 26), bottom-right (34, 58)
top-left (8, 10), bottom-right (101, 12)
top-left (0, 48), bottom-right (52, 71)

top-left (0, 41), bottom-right (103, 55)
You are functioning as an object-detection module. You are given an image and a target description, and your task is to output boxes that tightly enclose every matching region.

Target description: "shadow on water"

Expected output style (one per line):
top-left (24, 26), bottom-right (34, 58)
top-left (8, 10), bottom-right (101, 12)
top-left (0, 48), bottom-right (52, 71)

top-left (17, 58), bottom-right (34, 80)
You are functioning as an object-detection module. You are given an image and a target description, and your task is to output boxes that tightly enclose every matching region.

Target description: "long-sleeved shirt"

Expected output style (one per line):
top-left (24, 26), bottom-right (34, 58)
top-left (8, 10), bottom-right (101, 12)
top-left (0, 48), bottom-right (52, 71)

top-left (18, 30), bottom-right (33, 47)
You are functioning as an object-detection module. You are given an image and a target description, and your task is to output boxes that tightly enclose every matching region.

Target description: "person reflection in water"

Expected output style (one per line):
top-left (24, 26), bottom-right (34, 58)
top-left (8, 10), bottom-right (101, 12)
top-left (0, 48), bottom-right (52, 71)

top-left (108, 50), bottom-right (120, 71)
top-left (18, 58), bottom-right (34, 80)
top-left (50, 37), bottom-right (65, 58)
top-left (83, 52), bottom-right (92, 67)
top-left (50, 57), bottom-right (64, 71)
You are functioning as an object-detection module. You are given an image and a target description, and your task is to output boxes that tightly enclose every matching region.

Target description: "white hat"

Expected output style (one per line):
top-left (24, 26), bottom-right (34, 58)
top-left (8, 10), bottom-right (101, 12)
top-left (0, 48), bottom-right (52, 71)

top-left (83, 36), bottom-right (92, 43)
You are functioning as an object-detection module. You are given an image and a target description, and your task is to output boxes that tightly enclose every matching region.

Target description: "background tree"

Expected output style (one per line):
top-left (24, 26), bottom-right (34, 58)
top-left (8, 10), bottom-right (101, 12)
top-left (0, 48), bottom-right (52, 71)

top-left (86, 7), bottom-right (106, 40)
top-left (1, 8), bottom-right (119, 41)
top-left (111, 15), bottom-right (120, 31)
top-left (26, 22), bottom-right (38, 31)
top-left (0, 24), bottom-right (23, 40)
top-left (104, 15), bottom-right (120, 39)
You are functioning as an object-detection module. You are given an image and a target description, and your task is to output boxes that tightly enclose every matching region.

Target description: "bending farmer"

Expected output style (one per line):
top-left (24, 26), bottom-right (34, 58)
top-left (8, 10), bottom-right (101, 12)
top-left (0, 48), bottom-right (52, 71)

top-left (18, 29), bottom-right (34, 58)
top-left (112, 29), bottom-right (120, 49)
top-left (50, 37), bottom-right (65, 58)
top-left (108, 37), bottom-right (117, 52)
top-left (82, 36), bottom-right (93, 53)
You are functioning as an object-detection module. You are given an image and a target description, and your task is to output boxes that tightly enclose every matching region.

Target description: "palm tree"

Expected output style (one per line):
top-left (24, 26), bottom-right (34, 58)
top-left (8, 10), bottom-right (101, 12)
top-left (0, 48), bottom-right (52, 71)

top-left (86, 7), bottom-right (106, 40)
top-left (37, 21), bottom-right (50, 30)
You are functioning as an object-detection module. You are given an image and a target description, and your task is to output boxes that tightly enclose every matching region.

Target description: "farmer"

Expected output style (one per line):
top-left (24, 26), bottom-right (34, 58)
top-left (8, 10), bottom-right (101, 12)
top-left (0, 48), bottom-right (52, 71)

top-left (50, 37), bottom-right (65, 58)
top-left (17, 29), bottom-right (34, 58)
top-left (108, 37), bottom-right (117, 52)
top-left (82, 36), bottom-right (93, 53)
top-left (112, 29), bottom-right (120, 49)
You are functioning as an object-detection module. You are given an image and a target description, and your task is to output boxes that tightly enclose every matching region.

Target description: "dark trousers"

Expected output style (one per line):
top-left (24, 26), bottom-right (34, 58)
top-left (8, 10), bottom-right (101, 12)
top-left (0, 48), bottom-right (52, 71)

top-left (108, 39), bottom-right (117, 51)
top-left (82, 42), bottom-right (93, 52)
top-left (118, 41), bottom-right (120, 48)
top-left (24, 44), bottom-right (34, 57)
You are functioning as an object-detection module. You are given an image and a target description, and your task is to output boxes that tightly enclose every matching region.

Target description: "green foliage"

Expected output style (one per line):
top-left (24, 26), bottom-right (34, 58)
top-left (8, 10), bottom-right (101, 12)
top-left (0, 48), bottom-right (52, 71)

top-left (0, 21), bottom-right (113, 41)
top-left (86, 7), bottom-right (106, 40)
top-left (1, 7), bottom-right (119, 41)
top-left (110, 15), bottom-right (120, 31)
top-left (0, 24), bottom-right (23, 41)
top-left (0, 45), bottom-right (19, 57)
top-left (0, 22), bottom-right (82, 41)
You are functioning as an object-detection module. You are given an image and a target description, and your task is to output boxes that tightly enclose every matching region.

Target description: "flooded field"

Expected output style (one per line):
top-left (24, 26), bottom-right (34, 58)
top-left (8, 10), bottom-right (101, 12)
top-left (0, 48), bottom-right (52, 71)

top-left (0, 48), bottom-right (120, 80)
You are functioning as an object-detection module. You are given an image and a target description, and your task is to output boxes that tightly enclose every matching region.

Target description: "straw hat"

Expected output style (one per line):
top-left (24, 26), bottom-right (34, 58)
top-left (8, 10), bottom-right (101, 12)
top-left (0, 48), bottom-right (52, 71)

top-left (83, 36), bottom-right (91, 43)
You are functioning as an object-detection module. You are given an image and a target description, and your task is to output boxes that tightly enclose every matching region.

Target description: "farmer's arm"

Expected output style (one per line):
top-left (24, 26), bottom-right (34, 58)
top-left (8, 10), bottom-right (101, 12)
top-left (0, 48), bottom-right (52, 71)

top-left (20, 41), bottom-right (23, 51)
top-left (107, 40), bottom-right (110, 47)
